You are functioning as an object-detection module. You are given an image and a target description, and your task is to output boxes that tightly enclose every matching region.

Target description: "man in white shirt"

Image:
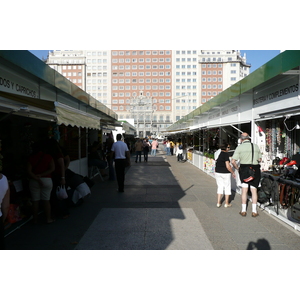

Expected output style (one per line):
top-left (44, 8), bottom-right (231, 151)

top-left (111, 134), bottom-right (131, 192)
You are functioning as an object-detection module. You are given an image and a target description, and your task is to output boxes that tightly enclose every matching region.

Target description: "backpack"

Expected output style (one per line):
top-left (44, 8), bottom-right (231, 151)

top-left (179, 144), bottom-right (183, 150)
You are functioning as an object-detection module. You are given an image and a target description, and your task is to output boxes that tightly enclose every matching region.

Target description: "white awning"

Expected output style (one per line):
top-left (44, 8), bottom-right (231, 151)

top-left (55, 102), bottom-right (100, 130)
top-left (0, 96), bottom-right (56, 122)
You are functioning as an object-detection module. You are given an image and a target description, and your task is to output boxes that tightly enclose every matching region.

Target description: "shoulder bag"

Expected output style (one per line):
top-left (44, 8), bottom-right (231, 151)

top-left (243, 143), bottom-right (256, 183)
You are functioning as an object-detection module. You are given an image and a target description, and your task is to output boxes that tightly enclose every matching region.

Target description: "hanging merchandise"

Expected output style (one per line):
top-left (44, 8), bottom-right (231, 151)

top-left (276, 121), bottom-right (281, 146)
top-left (265, 121), bottom-right (271, 152)
top-left (53, 124), bottom-right (60, 141)
top-left (271, 119), bottom-right (276, 155)
top-left (48, 125), bottom-right (54, 139)
top-left (48, 124), bottom-right (60, 141)
top-left (286, 130), bottom-right (292, 158)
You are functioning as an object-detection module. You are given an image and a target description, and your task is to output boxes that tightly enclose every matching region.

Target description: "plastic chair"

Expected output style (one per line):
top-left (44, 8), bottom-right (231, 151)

top-left (89, 165), bottom-right (104, 181)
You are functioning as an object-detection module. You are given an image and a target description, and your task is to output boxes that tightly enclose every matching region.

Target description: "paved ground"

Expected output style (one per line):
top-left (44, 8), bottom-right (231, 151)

top-left (5, 148), bottom-right (300, 250)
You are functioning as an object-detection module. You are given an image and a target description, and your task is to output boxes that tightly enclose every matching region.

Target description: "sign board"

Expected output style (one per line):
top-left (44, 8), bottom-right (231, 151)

top-left (0, 65), bottom-right (39, 98)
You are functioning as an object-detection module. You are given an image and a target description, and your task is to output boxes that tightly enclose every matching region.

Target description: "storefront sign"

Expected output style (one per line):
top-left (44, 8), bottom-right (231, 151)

top-left (208, 111), bottom-right (220, 120)
top-left (253, 77), bottom-right (299, 107)
top-left (208, 104), bottom-right (239, 120)
top-left (0, 66), bottom-right (39, 98)
top-left (221, 105), bottom-right (238, 116)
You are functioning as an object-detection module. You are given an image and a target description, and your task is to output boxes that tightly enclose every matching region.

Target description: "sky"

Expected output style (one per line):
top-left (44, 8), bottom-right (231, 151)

top-left (29, 50), bottom-right (281, 73)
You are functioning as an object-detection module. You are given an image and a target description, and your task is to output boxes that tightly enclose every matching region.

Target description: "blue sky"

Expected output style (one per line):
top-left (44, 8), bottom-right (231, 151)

top-left (29, 50), bottom-right (281, 73)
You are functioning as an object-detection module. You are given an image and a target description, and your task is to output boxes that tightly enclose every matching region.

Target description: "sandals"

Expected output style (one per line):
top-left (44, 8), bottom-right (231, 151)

top-left (217, 203), bottom-right (232, 208)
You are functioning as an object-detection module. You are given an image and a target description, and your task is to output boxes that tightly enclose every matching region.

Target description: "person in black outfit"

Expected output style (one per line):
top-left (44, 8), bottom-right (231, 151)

top-left (214, 143), bottom-right (236, 208)
top-left (143, 138), bottom-right (150, 162)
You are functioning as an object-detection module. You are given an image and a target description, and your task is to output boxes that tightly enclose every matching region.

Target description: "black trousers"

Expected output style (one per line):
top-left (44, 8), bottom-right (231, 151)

top-left (114, 159), bottom-right (127, 191)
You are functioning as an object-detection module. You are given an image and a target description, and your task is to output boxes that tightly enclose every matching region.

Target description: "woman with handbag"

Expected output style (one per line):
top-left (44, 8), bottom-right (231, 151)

top-left (27, 142), bottom-right (55, 224)
top-left (215, 143), bottom-right (236, 208)
top-left (45, 138), bottom-right (69, 219)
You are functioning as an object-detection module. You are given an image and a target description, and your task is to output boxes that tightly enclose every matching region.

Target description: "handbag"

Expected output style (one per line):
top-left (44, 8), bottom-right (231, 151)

top-left (7, 204), bottom-right (23, 224)
top-left (243, 143), bottom-right (256, 183)
top-left (56, 185), bottom-right (68, 200)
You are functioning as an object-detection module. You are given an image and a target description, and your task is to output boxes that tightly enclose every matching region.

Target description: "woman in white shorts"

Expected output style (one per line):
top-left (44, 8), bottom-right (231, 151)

top-left (215, 143), bottom-right (236, 207)
top-left (27, 142), bottom-right (55, 224)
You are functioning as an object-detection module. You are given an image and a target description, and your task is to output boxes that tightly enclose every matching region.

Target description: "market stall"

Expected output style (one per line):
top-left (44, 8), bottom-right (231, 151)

top-left (0, 50), bottom-right (119, 229)
top-left (163, 50), bottom-right (300, 230)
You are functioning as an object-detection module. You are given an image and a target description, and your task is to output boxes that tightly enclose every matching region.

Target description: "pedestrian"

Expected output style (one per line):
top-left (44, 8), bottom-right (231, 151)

top-left (151, 138), bottom-right (159, 156)
top-left (111, 134), bottom-right (131, 192)
top-left (166, 140), bottom-right (171, 155)
top-left (105, 134), bottom-right (115, 181)
top-left (176, 140), bottom-right (183, 161)
top-left (215, 143), bottom-right (236, 208)
top-left (163, 139), bottom-right (167, 152)
top-left (143, 138), bottom-right (150, 162)
top-left (231, 132), bottom-right (262, 217)
top-left (0, 172), bottom-right (10, 250)
top-left (134, 138), bottom-right (143, 163)
top-left (27, 141), bottom-right (55, 224)
top-left (170, 140), bottom-right (174, 155)
top-left (44, 138), bottom-right (70, 219)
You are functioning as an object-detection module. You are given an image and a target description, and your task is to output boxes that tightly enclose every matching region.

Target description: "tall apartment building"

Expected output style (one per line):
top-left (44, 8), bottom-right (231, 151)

top-left (47, 50), bottom-right (86, 90)
top-left (172, 50), bottom-right (201, 122)
top-left (46, 50), bottom-right (250, 137)
top-left (111, 50), bottom-right (172, 137)
top-left (47, 50), bottom-right (111, 106)
top-left (199, 50), bottom-right (250, 104)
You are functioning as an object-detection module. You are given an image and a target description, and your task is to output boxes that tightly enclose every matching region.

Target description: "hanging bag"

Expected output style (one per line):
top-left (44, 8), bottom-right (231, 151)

top-left (242, 143), bottom-right (256, 183)
top-left (56, 185), bottom-right (68, 200)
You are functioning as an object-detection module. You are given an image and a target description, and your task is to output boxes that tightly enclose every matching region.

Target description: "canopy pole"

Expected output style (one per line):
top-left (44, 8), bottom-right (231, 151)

top-left (230, 124), bottom-right (250, 138)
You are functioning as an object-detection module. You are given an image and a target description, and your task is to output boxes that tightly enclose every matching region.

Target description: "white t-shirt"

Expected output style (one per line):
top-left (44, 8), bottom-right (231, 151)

top-left (111, 141), bottom-right (129, 159)
top-left (0, 174), bottom-right (9, 217)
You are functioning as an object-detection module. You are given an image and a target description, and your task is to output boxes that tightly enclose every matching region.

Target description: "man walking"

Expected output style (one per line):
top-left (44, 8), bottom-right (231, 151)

top-left (231, 132), bottom-right (262, 217)
top-left (111, 134), bottom-right (131, 192)
top-left (134, 138), bottom-right (143, 163)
